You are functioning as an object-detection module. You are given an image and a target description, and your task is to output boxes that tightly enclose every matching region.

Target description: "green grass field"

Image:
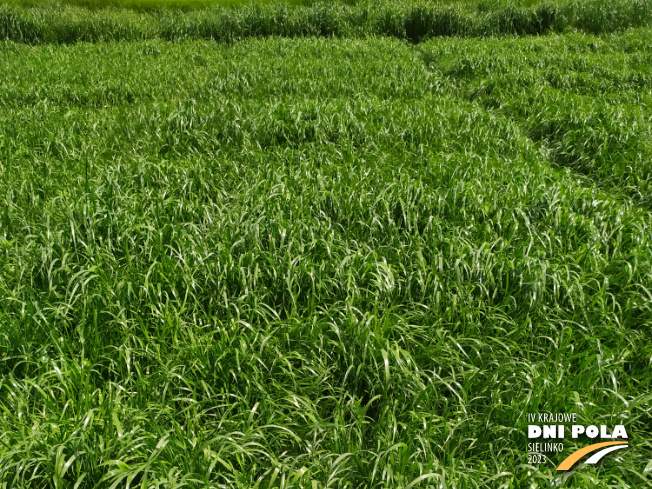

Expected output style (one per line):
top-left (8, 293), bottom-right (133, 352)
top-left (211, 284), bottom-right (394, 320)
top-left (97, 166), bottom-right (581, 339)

top-left (2, 0), bottom-right (652, 43)
top-left (1, 1), bottom-right (652, 488)
top-left (0, 0), bottom-right (323, 10)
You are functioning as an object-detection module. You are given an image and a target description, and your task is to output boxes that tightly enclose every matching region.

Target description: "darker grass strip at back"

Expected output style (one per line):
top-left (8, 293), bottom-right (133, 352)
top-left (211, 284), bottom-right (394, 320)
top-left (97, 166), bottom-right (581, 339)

top-left (1, 0), bottom-right (651, 45)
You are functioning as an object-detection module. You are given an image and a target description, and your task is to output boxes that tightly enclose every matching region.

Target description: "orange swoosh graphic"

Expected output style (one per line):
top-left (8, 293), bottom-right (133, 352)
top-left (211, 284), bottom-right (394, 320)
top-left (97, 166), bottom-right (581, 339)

top-left (556, 441), bottom-right (628, 471)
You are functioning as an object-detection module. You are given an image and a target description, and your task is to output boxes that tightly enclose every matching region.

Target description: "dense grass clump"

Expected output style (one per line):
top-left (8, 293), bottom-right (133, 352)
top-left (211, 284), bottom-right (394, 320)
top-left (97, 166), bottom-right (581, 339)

top-left (1, 0), bottom-right (652, 44)
top-left (1, 28), bottom-right (652, 487)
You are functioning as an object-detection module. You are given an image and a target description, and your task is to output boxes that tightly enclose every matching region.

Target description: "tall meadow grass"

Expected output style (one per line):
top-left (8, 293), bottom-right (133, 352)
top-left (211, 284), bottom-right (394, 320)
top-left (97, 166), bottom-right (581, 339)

top-left (1, 0), bottom-right (651, 44)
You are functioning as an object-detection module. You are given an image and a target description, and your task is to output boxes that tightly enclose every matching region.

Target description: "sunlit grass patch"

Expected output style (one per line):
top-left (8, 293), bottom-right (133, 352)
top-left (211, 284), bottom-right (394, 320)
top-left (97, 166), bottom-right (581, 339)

top-left (0, 20), bottom-right (651, 489)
